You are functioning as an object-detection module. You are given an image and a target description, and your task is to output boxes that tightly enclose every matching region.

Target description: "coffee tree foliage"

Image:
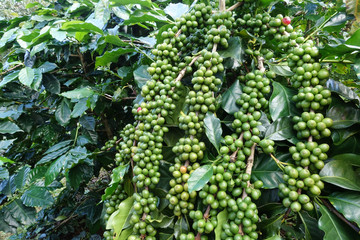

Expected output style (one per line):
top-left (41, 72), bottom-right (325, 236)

top-left (0, 0), bottom-right (360, 239)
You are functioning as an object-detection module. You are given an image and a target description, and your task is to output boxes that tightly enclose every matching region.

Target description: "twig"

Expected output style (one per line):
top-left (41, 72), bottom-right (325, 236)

top-left (219, 0), bottom-right (226, 11)
top-left (226, 2), bottom-right (243, 11)
top-left (257, 56), bottom-right (265, 73)
top-left (321, 198), bottom-right (360, 234)
top-left (101, 114), bottom-right (113, 139)
top-left (242, 143), bottom-right (257, 199)
top-left (174, 55), bottom-right (200, 83)
top-left (77, 48), bottom-right (87, 75)
top-left (282, 208), bottom-right (292, 222)
top-left (0, 64), bottom-right (22, 76)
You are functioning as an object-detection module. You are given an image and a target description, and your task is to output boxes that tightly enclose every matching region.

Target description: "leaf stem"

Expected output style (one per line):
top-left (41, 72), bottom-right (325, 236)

top-left (320, 198), bottom-right (360, 234)
top-left (304, 11), bottom-right (338, 42)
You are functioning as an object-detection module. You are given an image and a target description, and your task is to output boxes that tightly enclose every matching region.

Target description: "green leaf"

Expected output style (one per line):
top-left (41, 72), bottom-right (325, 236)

top-left (332, 153), bottom-right (360, 166)
top-left (60, 87), bottom-right (94, 99)
top-left (268, 64), bottom-right (294, 76)
top-left (102, 182), bottom-right (120, 201)
top-left (164, 3), bottom-right (189, 20)
top-left (38, 62), bottom-right (57, 73)
top-left (269, 81), bottom-right (300, 121)
top-left (43, 74), bottom-right (60, 94)
top-left (174, 216), bottom-right (189, 239)
top-left (45, 154), bottom-right (67, 185)
top-left (117, 227), bottom-right (133, 240)
top-left (215, 210), bottom-right (227, 240)
top-left (265, 116), bottom-right (294, 141)
top-left (106, 196), bottom-right (134, 239)
top-left (55, 99), bottom-right (71, 126)
top-left (318, 203), bottom-right (358, 240)
top-left (204, 112), bottom-right (222, 151)
top-left (327, 101), bottom-right (360, 129)
top-left (61, 21), bottom-right (103, 34)
top-left (252, 153), bottom-right (286, 189)
top-left (104, 35), bottom-right (129, 47)
top-left (331, 127), bottom-right (360, 145)
top-left (0, 70), bottom-right (19, 88)
top-left (21, 186), bottom-right (54, 207)
top-left (71, 98), bottom-right (88, 118)
top-left (50, 28), bottom-right (67, 42)
top-left (0, 28), bottom-right (18, 48)
top-left (0, 167), bottom-right (9, 179)
top-left (0, 139), bottom-right (15, 151)
top-left (326, 79), bottom-right (360, 105)
top-left (319, 160), bottom-right (360, 191)
top-left (18, 67), bottom-right (35, 87)
top-left (95, 48), bottom-right (136, 67)
top-left (110, 165), bottom-right (129, 184)
top-left (6, 199), bottom-right (36, 226)
top-left (188, 165), bottom-right (213, 193)
top-left (44, 140), bottom-right (72, 155)
top-left (67, 163), bottom-right (93, 189)
top-left (14, 165), bottom-right (30, 189)
top-left (123, 10), bottom-right (168, 25)
top-left (218, 37), bottom-right (243, 67)
top-left (0, 121), bottom-right (23, 134)
top-left (298, 211), bottom-right (324, 240)
top-left (221, 79), bottom-right (242, 114)
top-left (133, 65), bottom-right (151, 88)
top-left (328, 192), bottom-right (360, 227)
top-left (258, 214), bottom-right (282, 238)
top-left (110, 0), bottom-right (153, 8)
top-left (79, 115), bottom-right (95, 130)
top-left (0, 156), bottom-right (14, 164)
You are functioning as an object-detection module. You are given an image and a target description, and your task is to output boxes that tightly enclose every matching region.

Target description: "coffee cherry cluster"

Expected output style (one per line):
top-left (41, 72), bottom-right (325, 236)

top-left (237, 71), bottom-right (271, 113)
top-left (221, 196), bottom-right (259, 240)
top-left (292, 85), bottom-right (332, 111)
top-left (101, 136), bottom-right (119, 151)
top-left (205, 11), bottom-right (234, 49)
top-left (288, 40), bottom-right (330, 88)
top-left (289, 141), bottom-right (329, 170)
top-left (103, 181), bottom-right (128, 240)
top-left (115, 123), bottom-right (137, 165)
top-left (128, 190), bottom-right (158, 240)
top-left (166, 160), bottom-right (200, 216)
top-left (279, 165), bottom-right (324, 212)
top-left (292, 112), bottom-right (333, 140)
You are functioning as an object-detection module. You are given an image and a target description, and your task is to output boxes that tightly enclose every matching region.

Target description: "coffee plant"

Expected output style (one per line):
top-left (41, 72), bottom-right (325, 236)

top-left (1, 0), bottom-right (360, 240)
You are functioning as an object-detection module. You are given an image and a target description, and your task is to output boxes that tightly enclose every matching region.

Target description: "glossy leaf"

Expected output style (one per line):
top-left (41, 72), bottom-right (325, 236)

top-left (258, 214), bottom-right (282, 238)
top-left (133, 65), bottom-right (151, 88)
top-left (164, 3), bottom-right (189, 20)
top-left (331, 127), bottom-right (360, 145)
top-left (252, 153), bottom-right (286, 189)
top-left (55, 99), bottom-right (71, 126)
top-left (6, 199), bottom-right (36, 226)
top-left (18, 67), bottom-right (34, 87)
top-left (204, 112), bottom-right (222, 151)
top-left (188, 165), bottom-right (213, 193)
top-left (299, 211), bottom-right (324, 240)
top-left (215, 210), bottom-right (227, 240)
top-left (38, 62), bottom-right (57, 73)
top-left (123, 10), bottom-right (168, 25)
top-left (44, 154), bottom-right (67, 186)
top-left (110, 165), bottom-right (129, 184)
top-left (42, 74), bottom-right (60, 94)
top-left (265, 116), bottom-right (294, 141)
top-left (268, 64), bottom-right (294, 76)
top-left (326, 103), bottom-right (360, 129)
top-left (332, 153), bottom-right (360, 166)
top-left (71, 98), bottom-right (88, 118)
top-left (95, 48), bottom-right (135, 67)
top-left (174, 216), bottom-right (189, 239)
top-left (0, 121), bottom-right (23, 134)
top-left (60, 87), bottom-right (94, 99)
top-left (221, 79), bottom-right (242, 114)
top-left (14, 165), bottom-right (30, 189)
top-left (318, 204), bottom-right (358, 240)
top-left (21, 186), bottom-right (54, 207)
top-left (110, 0), bottom-right (153, 8)
top-left (319, 160), bottom-right (360, 191)
top-left (328, 192), bottom-right (360, 227)
top-left (61, 21), bottom-right (103, 34)
top-left (0, 70), bottom-right (19, 87)
top-left (269, 81), bottom-right (300, 121)
top-left (218, 37), bottom-right (244, 67)
top-left (326, 79), bottom-right (360, 105)
top-left (106, 196), bottom-right (134, 239)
